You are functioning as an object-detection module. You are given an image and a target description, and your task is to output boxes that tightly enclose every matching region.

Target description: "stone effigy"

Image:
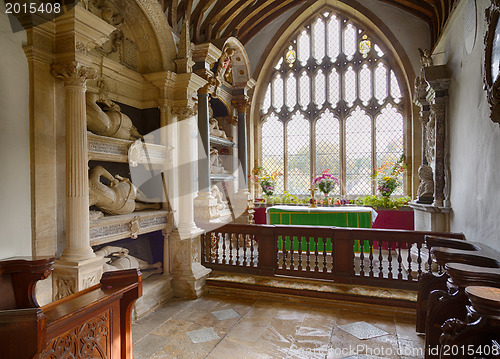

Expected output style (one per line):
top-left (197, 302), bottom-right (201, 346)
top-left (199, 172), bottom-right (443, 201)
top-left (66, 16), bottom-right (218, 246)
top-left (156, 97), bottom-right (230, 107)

top-left (89, 166), bottom-right (160, 215)
top-left (417, 165), bottom-right (434, 204)
top-left (86, 91), bottom-right (142, 140)
top-left (95, 246), bottom-right (162, 277)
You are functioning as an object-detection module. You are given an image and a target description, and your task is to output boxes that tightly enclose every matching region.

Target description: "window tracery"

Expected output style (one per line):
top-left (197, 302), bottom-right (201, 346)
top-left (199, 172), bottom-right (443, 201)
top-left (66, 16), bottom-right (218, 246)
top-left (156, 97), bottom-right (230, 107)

top-left (260, 10), bottom-right (406, 197)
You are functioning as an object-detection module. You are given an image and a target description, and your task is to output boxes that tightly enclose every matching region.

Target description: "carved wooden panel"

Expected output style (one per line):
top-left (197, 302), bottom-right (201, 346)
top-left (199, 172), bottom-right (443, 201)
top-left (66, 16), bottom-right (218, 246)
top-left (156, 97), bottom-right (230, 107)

top-left (40, 310), bottom-right (110, 359)
top-left (484, 0), bottom-right (500, 125)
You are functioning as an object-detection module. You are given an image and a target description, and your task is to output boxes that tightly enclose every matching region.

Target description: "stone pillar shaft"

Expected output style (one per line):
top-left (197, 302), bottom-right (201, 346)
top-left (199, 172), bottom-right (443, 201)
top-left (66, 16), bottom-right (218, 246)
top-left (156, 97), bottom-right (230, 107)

top-left (52, 62), bottom-right (96, 262)
top-left (237, 111), bottom-right (248, 191)
top-left (432, 103), bottom-right (446, 206)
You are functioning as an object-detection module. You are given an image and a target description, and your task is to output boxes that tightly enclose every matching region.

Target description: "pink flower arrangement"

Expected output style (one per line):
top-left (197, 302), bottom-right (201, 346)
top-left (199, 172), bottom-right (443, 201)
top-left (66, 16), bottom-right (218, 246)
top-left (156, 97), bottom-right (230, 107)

top-left (313, 170), bottom-right (339, 196)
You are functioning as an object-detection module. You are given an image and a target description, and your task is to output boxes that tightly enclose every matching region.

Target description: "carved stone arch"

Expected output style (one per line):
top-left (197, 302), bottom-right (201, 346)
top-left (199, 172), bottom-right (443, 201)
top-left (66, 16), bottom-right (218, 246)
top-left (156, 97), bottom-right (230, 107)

top-left (101, 0), bottom-right (176, 73)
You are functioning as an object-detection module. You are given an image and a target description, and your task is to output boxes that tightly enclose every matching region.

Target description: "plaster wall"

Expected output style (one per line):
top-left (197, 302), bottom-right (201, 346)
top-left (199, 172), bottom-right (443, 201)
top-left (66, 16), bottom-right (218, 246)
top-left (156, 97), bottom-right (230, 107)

top-left (0, 9), bottom-right (32, 258)
top-left (439, 0), bottom-right (500, 250)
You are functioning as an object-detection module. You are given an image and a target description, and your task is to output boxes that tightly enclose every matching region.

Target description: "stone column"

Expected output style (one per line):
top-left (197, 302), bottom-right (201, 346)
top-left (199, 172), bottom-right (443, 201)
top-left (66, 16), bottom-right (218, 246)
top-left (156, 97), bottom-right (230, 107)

top-left (51, 62), bottom-right (106, 299)
top-left (430, 103), bottom-right (446, 207)
top-left (170, 106), bottom-right (211, 298)
top-left (194, 86), bottom-right (218, 224)
top-left (232, 96), bottom-right (254, 223)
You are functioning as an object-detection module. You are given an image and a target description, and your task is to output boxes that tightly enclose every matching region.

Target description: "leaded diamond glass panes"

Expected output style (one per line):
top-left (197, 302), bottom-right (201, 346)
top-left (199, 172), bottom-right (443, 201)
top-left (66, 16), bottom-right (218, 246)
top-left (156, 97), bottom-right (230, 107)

top-left (374, 63), bottom-right (388, 104)
top-left (359, 64), bottom-right (372, 105)
top-left (285, 73), bottom-right (297, 110)
top-left (344, 66), bottom-right (356, 107)
top-left (313, 70), bottom-right (326, 108)
top-left (328, 68), bottom-right (340, 106)
top-left (390, 70), bottom-right (402, 103)
top-left (262, 85), bottom-right (271, 114)
top-left (287, 113), bottom-right (310, 195)
top-left (346, 107), bottom-right (372, 195)
top-left (327, 15), bottom-right (340, 61)
top-left (272, 74), bottom-right (284, 111)
top-left (297, 30), bottom-right (310, 65)
top-left (298, 72), bottom-right (311, 109)
top-left (259, 10), bottom-right (407, 198)
top-left (343, 23), bottom-right (357, 60)
top-left (315, 110), bottom-right (340, 195)
top-left (312, 17), bottom-right (326, 63)
top-left (261, 114), bottom-right (284, 193)
top-left (376, 104), bottom-right (404, 195)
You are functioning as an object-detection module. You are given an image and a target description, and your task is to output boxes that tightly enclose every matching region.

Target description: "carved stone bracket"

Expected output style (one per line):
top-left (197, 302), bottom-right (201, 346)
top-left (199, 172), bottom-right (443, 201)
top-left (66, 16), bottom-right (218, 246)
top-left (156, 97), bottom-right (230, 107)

top-left (52, 61), bottom-right (97, 88)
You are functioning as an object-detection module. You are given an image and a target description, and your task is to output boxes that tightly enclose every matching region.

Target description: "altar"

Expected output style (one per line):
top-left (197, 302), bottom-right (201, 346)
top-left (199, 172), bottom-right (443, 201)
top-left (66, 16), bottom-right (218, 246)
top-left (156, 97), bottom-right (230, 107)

top-left (266, 205), bottom-right (378, 252)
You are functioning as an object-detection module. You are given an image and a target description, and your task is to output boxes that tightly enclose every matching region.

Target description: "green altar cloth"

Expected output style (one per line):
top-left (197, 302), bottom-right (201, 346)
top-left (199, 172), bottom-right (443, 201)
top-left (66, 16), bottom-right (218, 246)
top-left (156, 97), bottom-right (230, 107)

top-left (266, 205), bottom-right (377, 252)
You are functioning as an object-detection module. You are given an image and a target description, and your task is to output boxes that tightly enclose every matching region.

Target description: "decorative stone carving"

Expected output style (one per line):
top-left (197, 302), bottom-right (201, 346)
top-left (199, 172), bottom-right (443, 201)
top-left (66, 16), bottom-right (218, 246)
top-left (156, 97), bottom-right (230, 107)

top-left (52, 62), bottom-right (97, 88)
top-left (89, 166), bottom-right (161, 215)
top-left (417, 165), bottom-right (434, 204)
top-left (210, 147), bottom-right (227, 174)
top-left (127, 140), bottom-right (145, 167)
top-left (95, 246), bottom-right (162, 277)
top-left (87, 0), bottom-right (124, 26)
top-left (209, 117), bottom-right (228, 139)
top-left (55, 277), bottom-right (76, 300)
top-left (426, 111), bottom-right (436, 165)
top-left (418, 48), bottom-right (433, 68)
top-left (86, 91), bottom-right (142, 140)
top-left (211, 184), bottom-right (228, 211)
top-left (215, 46), bottom-right (235, 87)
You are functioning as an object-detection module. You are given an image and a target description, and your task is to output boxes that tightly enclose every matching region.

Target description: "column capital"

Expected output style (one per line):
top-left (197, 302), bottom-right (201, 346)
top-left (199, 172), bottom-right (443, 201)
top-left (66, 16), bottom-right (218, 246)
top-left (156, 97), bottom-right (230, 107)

top-left (232, 95), bottom-right (250, 113)
top-left (172, 105), bottom-right (197, 120)
top-left (51, 61), bottom-right (97, 88)
top-left (198, 83), bottom-right (214, 95)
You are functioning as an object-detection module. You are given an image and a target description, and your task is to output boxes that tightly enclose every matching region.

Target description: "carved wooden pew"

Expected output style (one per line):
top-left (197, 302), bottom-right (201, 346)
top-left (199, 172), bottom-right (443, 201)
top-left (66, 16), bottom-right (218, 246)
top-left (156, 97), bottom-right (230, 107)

top-left (440, 286), bottom-right (500, 358)
top-left (424, 263), bottom-right (500, 358)
top-left (0, 257), bottom-right (142, 359)
top-left (416, 235), bottom-right (499, 333)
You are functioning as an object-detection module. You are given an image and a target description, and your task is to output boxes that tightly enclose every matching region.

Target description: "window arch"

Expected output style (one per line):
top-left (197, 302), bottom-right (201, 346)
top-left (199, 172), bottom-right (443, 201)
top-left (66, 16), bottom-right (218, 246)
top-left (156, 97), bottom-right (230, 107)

top-left (259, 9), bottom-right (407, 197)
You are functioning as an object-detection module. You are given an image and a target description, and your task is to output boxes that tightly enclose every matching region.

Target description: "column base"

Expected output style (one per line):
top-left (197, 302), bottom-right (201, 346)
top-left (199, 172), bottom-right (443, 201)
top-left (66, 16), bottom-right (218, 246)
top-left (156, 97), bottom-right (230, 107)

top-left (233, 190), bottom-right (255, 224)
top-left (170, 228), bottom-right (211, 299)
top-left (52, 256), bottom-right (108, 300)
top-left (194, 192), bottom-right (220, 222)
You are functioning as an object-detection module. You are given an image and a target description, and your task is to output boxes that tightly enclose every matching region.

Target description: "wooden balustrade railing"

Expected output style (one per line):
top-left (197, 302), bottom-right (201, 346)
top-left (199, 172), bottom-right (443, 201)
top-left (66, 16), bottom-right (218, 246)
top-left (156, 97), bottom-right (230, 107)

top-left (202, 224), bottom-right (465, 290)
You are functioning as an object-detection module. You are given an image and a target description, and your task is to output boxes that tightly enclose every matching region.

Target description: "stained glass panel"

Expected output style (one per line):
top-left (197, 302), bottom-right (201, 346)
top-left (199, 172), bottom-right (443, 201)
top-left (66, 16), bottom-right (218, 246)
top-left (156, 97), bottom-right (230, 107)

top-left (287, 113), bottom-right (310, 195)
top-left (346, 107), bottom-right (372, 195)
top-left (261, 114), bottom-right (284, 193)
top-left (315, 110), bottom-right (340, 195)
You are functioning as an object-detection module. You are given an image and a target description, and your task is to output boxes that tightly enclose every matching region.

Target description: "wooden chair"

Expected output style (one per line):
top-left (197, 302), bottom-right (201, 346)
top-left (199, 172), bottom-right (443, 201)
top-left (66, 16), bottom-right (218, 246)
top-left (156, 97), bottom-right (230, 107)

top-left (0, 256), bottom-right (142, 359)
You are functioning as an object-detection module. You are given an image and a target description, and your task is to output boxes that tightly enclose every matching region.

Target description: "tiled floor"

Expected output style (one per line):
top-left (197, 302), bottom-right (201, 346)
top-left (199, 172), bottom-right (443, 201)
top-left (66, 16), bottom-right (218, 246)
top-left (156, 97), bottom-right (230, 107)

top-left (132, 293), bottom-right (425, 359)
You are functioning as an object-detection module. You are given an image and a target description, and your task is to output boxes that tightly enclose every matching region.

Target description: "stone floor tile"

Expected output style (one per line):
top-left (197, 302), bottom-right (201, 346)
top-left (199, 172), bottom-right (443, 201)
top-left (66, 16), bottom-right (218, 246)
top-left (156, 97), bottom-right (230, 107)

top-left (152, 318), bottom-right (194, 338)
top-left (187, 327), bottom-right (221, 343)
top-left (212, 308), bottom-right (242, 320)
top-left (225, 319), bottom-right (270, 343)
top-left (338, 321), bottom-right (389, 340)
top-left (204, 337), bottom-right (254, 359)
top-left (133, 334), bottom-right (171, 359)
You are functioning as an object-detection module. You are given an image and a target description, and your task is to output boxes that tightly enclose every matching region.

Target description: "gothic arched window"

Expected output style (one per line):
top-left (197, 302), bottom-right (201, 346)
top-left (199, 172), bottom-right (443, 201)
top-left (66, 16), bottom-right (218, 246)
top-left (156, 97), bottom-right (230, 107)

top-left (260, 10), bottom-right (406, 197)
